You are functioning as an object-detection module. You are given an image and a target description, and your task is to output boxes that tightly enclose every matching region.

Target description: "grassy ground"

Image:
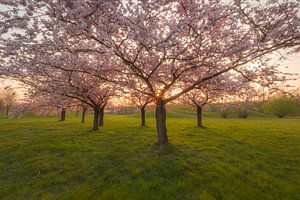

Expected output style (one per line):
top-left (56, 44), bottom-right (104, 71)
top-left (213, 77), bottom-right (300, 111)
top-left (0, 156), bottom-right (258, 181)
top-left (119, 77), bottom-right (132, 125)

top-left (0, 110), bottom-right (300, 200)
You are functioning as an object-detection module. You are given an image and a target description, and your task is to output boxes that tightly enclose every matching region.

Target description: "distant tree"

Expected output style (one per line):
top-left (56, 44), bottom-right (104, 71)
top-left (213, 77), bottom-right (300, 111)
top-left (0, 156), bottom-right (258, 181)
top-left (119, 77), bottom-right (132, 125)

top-left (235, 101), bottom-right (252, 118)
top-left (0, 87), bottom-right (17, 117)
top-left (219, 105), bottom-right (231, 119)
top-left (125, 87), bottom-right (153, 127)
top-left (20, 91), bottom-right (76, 121)
top-left (180, 75), bottom-right (238, 127)
top-left (80, 104), bottom-right (88, 123)
top-left (0, 98), bottom-right (3, 112)
top-left (263, 97), bottom-right (299, 118)
top-left (233, 88), bottom-right (259, 119)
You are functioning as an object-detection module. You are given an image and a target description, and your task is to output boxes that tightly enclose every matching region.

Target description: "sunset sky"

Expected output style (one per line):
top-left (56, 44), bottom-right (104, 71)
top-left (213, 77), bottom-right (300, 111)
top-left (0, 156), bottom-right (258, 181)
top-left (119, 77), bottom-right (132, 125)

top-left (279, 53), bottom-right (300, 87)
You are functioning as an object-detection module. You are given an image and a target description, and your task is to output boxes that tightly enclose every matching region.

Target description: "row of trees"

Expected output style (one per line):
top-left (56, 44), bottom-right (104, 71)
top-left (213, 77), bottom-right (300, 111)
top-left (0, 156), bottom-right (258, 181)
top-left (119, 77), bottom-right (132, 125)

top-left (1, 0), bottom-right (300, 144)
top-left (9, 93), bottom-right (300, 128)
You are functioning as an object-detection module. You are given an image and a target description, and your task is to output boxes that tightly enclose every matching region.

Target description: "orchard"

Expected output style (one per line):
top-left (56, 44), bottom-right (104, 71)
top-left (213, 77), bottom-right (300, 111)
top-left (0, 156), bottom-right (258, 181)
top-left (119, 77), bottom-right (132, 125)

top-left (1, 0), bottom-right (299, 144)
top-left (0, 1), bottom-right (300, 198)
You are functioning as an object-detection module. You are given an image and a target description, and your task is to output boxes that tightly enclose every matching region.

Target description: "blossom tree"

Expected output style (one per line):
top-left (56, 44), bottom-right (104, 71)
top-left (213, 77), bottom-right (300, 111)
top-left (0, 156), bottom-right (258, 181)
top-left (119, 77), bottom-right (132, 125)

top-left (3, 43), bottom-right (115, 130)
top-left (31, 58), bottom-right (114, 130)
top-left (22, 91), bottom-right (76, 121)
top-left (0, 86), bottom-right (17, 117)
top-left (180, 75), bottom-right (242, 127)
top-left (181, 73), bottom-right (260, 126)
top-left (129, 90), bottom-right (153, 127)
top-left (232, 88), bottom-right (260, 118)
top-left (1, 0), bottom-right (300, 144)
top-left (79, 103), bottom-right (88, 123)
top-left (122, 79), bottom-right (154, 126)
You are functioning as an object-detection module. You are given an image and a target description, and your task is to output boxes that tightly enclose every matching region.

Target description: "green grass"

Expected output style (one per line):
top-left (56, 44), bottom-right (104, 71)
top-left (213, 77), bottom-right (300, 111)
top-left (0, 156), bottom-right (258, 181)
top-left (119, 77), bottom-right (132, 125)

top-left (0, 110), bottom-right (300, 200)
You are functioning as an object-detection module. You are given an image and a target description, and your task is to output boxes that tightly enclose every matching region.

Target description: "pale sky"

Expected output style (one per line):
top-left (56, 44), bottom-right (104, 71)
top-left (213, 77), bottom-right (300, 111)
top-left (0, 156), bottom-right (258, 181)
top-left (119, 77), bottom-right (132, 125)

top-left (278, 52), bottom-right (300, 88)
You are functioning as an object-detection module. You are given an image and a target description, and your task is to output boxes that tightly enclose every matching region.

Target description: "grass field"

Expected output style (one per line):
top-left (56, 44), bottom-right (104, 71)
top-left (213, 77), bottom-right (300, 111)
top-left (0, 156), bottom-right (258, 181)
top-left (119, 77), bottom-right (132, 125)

top-left (0, 110), bottom-right (300, 200)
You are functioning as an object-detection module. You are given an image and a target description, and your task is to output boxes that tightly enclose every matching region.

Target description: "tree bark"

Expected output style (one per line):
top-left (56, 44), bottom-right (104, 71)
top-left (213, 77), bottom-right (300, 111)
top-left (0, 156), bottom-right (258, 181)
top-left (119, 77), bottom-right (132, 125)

top-left (60, 108), bottom-right (66, 122)
top-left (197, 105), bottom-right (203, 128)
top-left (155, 99), bottom-right (168, 144)
top-left (99, 107), bottom-right (104, 127)
top-left (81, 106), bottom-right (87, 123)
top-left (141, 106), bottom-right (146, 126)
top-left (92, 107), bottom-right (99, 131)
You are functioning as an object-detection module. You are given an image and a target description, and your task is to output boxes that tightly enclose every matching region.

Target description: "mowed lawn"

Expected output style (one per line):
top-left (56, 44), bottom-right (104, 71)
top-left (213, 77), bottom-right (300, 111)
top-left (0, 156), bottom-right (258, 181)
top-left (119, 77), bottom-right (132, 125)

top-left (0, 111), bottom-right (300, 200)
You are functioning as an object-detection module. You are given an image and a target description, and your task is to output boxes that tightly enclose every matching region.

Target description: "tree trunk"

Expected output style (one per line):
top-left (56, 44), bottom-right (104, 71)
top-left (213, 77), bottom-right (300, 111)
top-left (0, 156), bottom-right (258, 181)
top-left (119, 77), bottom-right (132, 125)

top-left (197, 105), bottom-right (203, 128)
top-left (81, 107), bottom-right (87, 123)
top-left (6, 106), bottom-right (9, 117)
top-left (155, 100), bottom-right (168, 144)
top-left (92, 107), bottom-right (99, 131)
top-left (99, 107), bottom-right (104, 127)
top-left (60, 108), bottom-right (66, 122)
top-left (141, 106), bottom-right (146, 126)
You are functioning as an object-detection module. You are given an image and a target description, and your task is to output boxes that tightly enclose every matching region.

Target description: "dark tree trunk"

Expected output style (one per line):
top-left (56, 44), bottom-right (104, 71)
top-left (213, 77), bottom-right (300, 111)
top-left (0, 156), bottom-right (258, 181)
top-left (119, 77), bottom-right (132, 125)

top-left (155, 100), bottom-right (168, 145)
top-left (6, 106), bottom-right (9, 117)
top-left (99, 107), bottom-right (104, 127)
top-left (81, 107), bottom-right (87, 123)
top-left (92, 107), bottom-right (99, 131)
top-left (141, 106), bottom-right (146, 126)
top-left (197, 105), bottom-right (203, 128)
top-left (60, 108), bottom-right (66, 121)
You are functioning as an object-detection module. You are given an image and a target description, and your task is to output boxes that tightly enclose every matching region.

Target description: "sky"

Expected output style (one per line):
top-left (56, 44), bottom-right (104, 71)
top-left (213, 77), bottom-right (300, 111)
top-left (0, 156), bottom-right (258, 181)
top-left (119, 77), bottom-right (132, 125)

top-left (278, 53), bottom-right (300, 88)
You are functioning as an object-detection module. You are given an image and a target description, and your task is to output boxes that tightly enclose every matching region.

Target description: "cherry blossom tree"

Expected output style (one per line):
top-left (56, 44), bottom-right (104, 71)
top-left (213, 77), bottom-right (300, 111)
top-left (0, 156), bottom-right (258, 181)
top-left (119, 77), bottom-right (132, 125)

top-left (232, 88), bottom-right (259, 118)
top-left (9, 90), bottom-right (77, 121)
top-left (30, 61), bottom-right (114, 130)
top-left (131, 91), bottom-right (153, 127)
top-left (0, 86), bottom-right (17, 117)
top-left (124, 81), bottom-right (154, 126)
top-left (219, 103), bottom-right (232, 119)
top-left (181, 75), bottom-right (239, 127)
top-left (2, 41), bottom-right (115, 130)
top-left (181, 74), bottom-right (258, 126)
top-left (0, 97), bottom-right (3, 112)
top-left (1, 0), bottom-right (300, 144)
top-left (79, 103), bottom-right (88, 123)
